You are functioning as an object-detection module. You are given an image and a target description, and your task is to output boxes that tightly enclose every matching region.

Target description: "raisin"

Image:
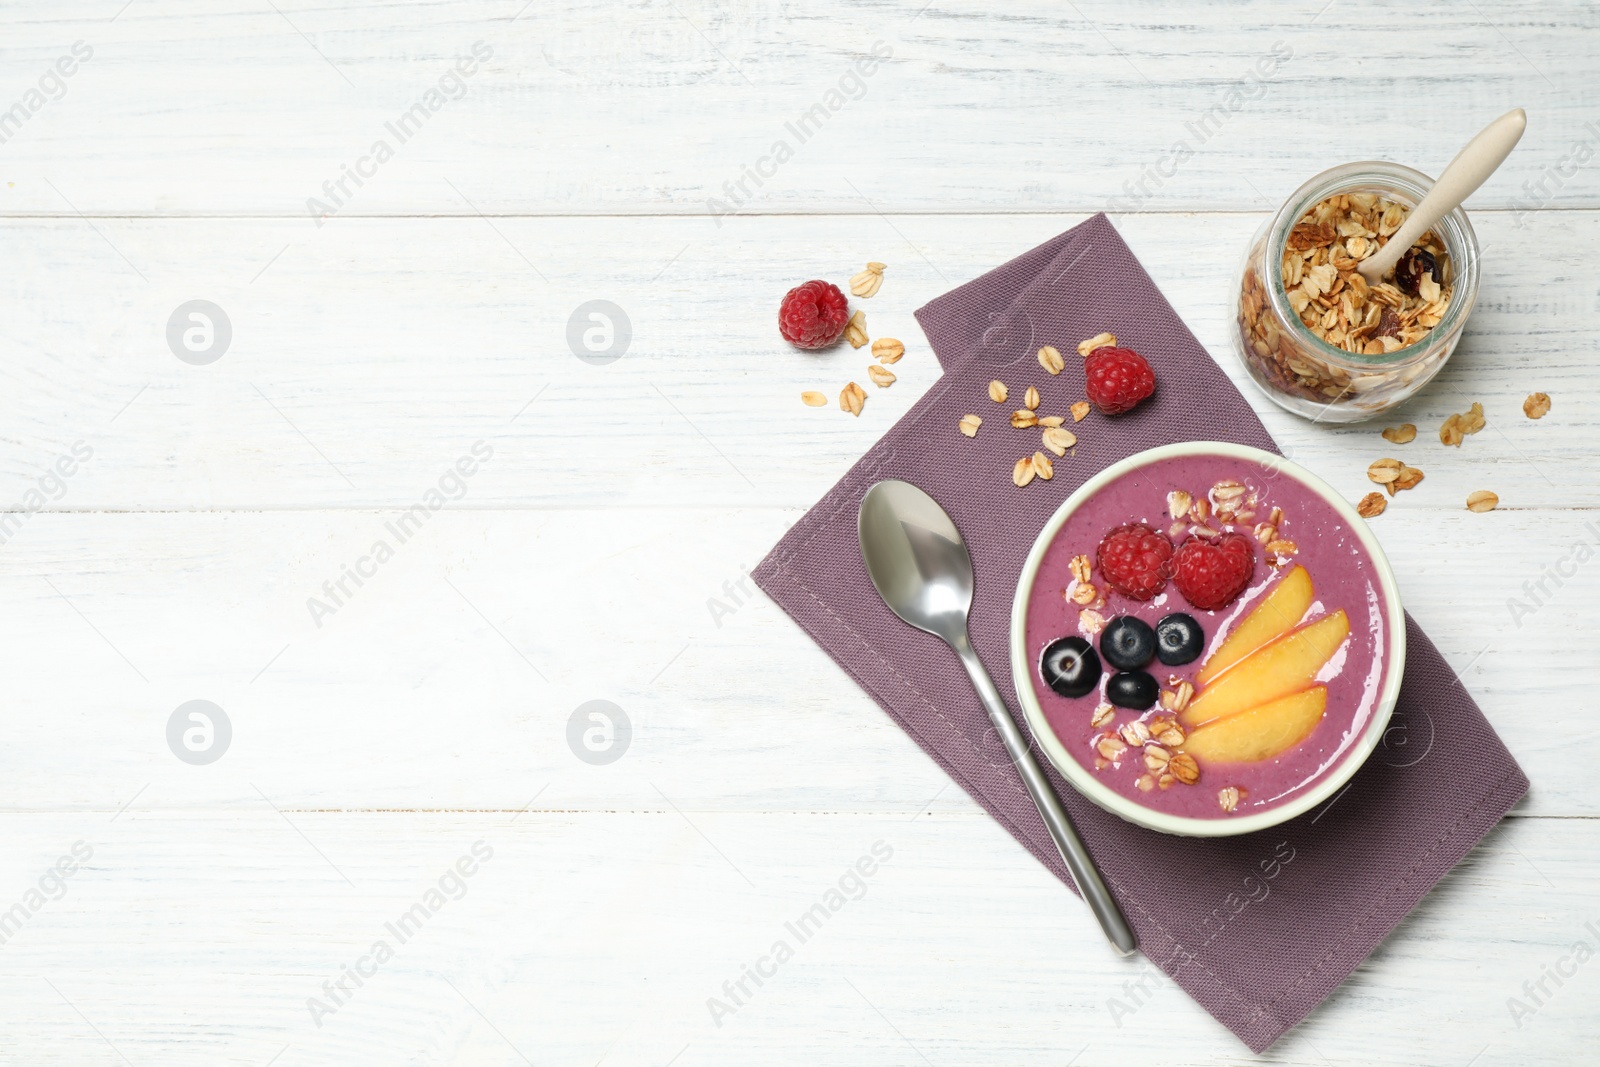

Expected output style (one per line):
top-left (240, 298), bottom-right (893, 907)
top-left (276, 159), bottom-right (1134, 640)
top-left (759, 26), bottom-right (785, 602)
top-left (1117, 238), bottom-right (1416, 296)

top-left (1375, 307), bottom-right (1401, 338)
top-left (1394, 247), bottom-right (1437, 296)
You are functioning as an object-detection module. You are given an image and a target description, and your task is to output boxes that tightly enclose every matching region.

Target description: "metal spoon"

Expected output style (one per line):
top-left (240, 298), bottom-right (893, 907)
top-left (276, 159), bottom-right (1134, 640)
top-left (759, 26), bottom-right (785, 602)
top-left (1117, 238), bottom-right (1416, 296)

top-left (858, 479), bottom-right (1137, 956)
top-left (1357, 108), bottom-right (1526, 284)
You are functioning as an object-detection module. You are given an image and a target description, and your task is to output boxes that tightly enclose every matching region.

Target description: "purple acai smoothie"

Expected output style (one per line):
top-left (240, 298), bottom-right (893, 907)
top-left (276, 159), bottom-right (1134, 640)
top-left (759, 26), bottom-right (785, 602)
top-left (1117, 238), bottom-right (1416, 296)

top-left (1024, 451), bottom-right (1392, 820)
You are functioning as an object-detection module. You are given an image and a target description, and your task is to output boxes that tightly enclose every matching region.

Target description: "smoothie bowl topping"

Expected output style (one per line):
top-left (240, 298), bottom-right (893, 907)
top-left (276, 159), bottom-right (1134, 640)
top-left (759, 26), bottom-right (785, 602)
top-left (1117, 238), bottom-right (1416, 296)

top-left (1012, 444), bottom-right (1405, 837)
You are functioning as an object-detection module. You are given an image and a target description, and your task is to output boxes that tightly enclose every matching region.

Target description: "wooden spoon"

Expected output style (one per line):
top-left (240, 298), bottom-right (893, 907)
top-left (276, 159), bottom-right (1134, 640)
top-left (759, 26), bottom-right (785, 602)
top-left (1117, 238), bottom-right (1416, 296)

top-left (1357, 108), bottom-right (1526, 284)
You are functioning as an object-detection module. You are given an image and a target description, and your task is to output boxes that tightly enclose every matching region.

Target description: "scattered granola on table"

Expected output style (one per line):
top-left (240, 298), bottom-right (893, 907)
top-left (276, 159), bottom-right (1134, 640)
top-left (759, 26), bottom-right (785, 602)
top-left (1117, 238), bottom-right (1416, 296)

top-left (1367, 458), bottom-right (1402, 485)
top-left (839, 381), bottom-right (866, 416)
top-left (849, 262), bottom-right (885, 297)
top-left (1365, 457), bottom-right (1423, 498)
top-left (1389, 465), bottom-right (1423, 494)
top-left (1357, 492), bottom-right (1387, 518)
top-left (843, 309), bottom-right (868, 348)
top-left (1381, 423), bottom-right (1416, 444)
top-left (1439, 402), bottom-right (1485, 446)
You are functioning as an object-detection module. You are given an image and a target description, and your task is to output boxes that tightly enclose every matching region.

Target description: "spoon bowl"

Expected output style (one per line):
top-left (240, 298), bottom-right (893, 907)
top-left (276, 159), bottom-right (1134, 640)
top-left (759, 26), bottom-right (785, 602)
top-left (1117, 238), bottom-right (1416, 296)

top-left (858, 479), bottom-right (974, 643)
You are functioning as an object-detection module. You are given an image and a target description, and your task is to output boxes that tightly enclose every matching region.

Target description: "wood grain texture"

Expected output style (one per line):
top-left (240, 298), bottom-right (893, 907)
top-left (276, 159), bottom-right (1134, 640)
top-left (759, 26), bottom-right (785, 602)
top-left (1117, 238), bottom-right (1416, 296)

top-left (0, 211), bottom-right (1591, 508)
top-left (0, 0), bottom-right (1595, 1063)
top-left (0, 1), bottom-right (1596, 215)
top-left (0, 812), bottom-right (1592, 1066)
top-left (0, 507), bottom-right (1591, 815)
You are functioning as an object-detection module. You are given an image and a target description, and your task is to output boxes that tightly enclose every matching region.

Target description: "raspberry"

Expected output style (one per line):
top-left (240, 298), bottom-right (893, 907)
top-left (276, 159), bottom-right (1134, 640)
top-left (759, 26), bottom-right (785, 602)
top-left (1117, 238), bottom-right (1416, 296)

top-left (1170, 532), bottom-right (1255, 611)
top-left (778, 280), bottom-right (850, 349)
top-left (1084, 346), bottom-right (1156, 415)
top-left (1096, 522), bottom-right (1174, 601)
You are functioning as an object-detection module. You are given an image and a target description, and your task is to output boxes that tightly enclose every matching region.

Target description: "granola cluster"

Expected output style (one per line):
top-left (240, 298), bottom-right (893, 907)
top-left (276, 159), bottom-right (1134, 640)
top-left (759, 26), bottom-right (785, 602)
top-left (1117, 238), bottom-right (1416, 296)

top-left (1238, 192), bottom-right (1456, 411)
top-left (1092, 714), bottom-right (1201, 793)
top-left (1281, 193), bottom-right (1453, 355)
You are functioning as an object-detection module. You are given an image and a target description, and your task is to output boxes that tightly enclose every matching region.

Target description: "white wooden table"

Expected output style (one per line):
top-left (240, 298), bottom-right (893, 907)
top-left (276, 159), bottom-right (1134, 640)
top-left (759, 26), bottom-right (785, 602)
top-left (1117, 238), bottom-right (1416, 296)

top-left (1, 2), bottom-right (1595, 1063)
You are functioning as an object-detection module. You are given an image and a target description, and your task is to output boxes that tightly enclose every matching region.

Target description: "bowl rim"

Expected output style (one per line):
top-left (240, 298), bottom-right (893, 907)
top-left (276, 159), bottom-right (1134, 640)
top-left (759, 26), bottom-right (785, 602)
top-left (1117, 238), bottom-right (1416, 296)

top-left (1008, 441), bottom-right (1407, 838)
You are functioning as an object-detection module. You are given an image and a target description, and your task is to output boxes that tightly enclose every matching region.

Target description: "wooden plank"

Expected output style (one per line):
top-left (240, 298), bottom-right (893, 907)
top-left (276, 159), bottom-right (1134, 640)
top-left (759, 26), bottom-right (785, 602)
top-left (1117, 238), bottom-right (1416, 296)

top-left (0, 506), bottom-right (1588, 814)
top-left (0, 210), bottom-right (1591, 509)
top-left (0, 810), bottom-right (1587, 1065)
top-left (0, 1), bottom-right (1593, 215)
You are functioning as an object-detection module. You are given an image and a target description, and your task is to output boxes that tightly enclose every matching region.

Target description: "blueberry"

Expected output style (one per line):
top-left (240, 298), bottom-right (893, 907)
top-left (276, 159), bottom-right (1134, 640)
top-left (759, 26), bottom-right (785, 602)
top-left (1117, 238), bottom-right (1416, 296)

top-left (1106, 670), bottom-right (1159, 710)
top-left (1100, 616), bottom-right (1156, 671)
top-left (1040, 636), bottom-right (1102, 699)
top-left (1155, 613), bottom-right (1204, 666)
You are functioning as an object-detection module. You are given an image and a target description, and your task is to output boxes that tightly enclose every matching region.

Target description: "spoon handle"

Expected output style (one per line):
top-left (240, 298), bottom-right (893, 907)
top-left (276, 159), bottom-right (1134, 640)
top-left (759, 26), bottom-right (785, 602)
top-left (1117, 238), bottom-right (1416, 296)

top-left (1359, 108), bottom-right (1526, 282)
top-left (953, 632), bottom-right (1138, 957)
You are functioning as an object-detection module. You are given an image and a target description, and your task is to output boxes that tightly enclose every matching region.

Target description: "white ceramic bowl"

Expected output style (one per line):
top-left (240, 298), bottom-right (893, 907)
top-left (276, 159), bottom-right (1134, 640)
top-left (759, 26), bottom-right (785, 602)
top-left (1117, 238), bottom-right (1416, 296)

top-left (1009, 442), bottom-right (1406, 837)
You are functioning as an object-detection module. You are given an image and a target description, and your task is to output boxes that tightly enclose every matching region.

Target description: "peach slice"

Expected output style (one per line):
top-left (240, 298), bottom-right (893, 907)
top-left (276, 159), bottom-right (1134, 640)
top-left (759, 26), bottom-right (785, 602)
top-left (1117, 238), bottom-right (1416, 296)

top-left (1181, 687), bottom-right (1327, 764)
top-left (1196, 565), bottom-right (1314, 686)
top-left (1181, 609), bottom-right (1349, 728)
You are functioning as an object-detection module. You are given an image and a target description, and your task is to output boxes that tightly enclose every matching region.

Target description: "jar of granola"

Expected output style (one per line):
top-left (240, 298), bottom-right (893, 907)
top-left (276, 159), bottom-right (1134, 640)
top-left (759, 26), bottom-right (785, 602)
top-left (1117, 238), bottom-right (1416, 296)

top-left (1233, 161), bottom-right (1480, 423)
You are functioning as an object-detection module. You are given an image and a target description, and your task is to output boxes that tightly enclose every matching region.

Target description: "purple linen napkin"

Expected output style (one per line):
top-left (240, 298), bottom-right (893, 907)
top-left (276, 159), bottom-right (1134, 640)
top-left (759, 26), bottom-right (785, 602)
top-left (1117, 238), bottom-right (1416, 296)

top-left (753, 215), bottom-right (1528, 1052)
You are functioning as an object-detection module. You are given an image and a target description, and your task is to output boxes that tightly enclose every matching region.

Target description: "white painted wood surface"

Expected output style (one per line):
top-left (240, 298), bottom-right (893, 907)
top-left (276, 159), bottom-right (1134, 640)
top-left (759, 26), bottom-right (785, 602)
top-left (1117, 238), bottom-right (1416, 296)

top-left (0, 2), bottom-right (1595, 1064)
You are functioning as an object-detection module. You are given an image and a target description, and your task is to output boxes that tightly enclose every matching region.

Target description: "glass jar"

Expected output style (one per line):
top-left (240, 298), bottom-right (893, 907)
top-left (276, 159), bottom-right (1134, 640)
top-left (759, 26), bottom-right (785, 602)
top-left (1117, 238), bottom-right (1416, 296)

top-left (1233, 161), bottom-right (1480, 423)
